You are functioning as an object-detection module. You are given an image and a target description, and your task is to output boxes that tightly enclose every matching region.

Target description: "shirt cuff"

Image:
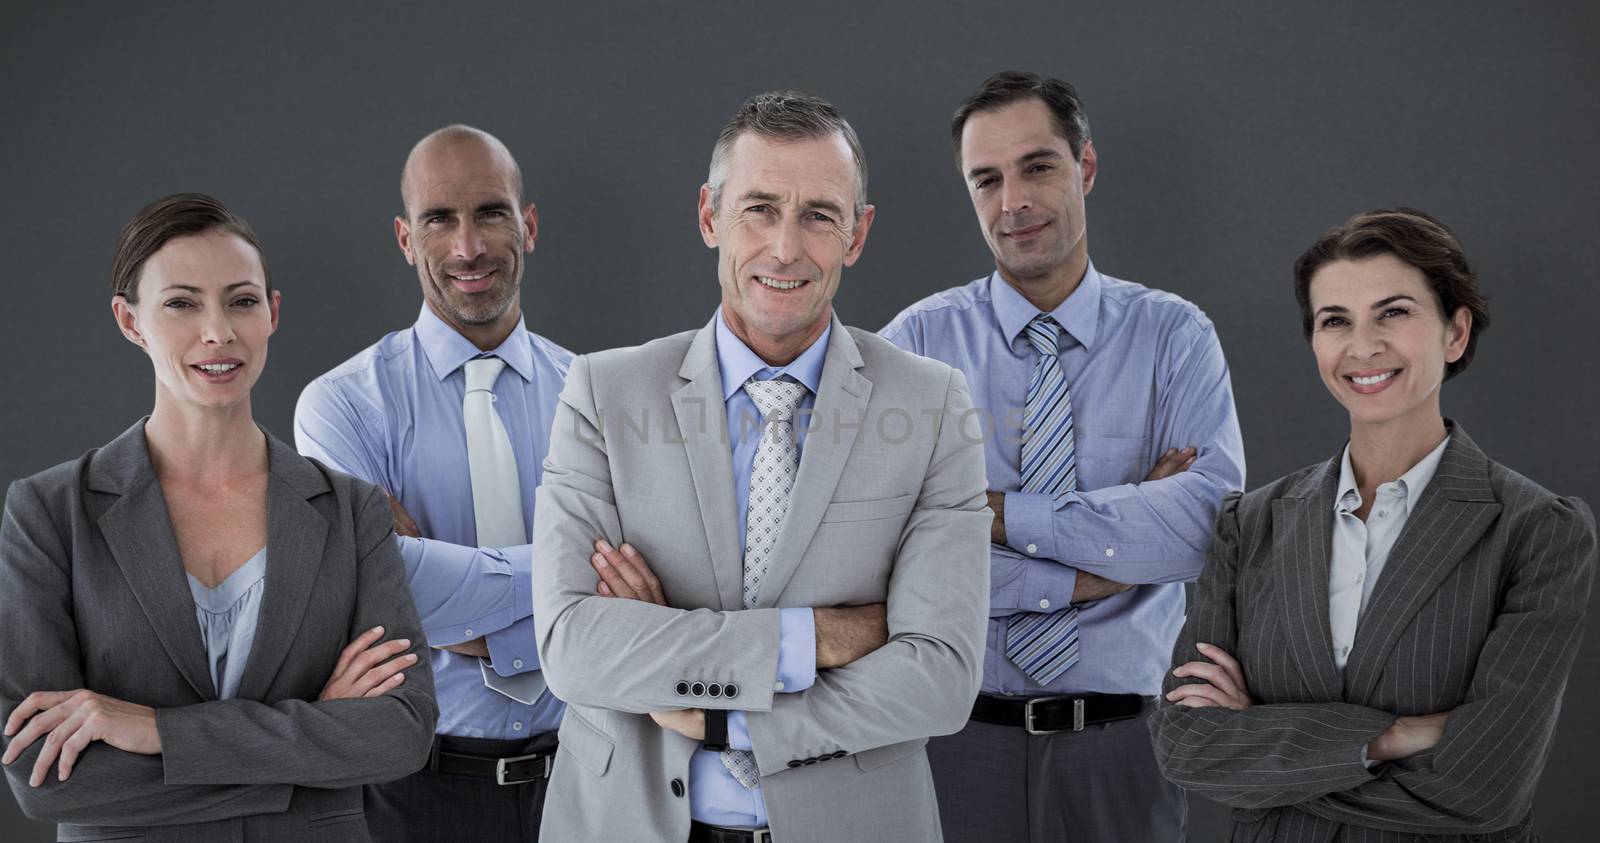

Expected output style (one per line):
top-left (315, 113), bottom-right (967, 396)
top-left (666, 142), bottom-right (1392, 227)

top-left (775, 608), bottom-right (817, 693)
top-left (1004, 492), bottom-right (1057, 560)
top-left (485, 616), bottom-right (539, 677)
top-left (726, 710), bottom-right (754, 751)
top-left (1023, 559), bottom-right (1078, 611)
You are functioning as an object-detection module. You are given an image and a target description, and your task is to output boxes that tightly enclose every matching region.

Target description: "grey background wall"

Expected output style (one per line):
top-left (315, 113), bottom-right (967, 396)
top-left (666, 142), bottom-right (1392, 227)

top-left (3, 1), bottom-right (1597, 839)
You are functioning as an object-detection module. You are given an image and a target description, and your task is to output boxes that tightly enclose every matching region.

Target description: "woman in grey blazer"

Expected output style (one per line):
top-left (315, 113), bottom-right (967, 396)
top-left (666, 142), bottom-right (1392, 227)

top-left (1150, 208), bottom-right (1596, 842)
top-left (0, 194), bottom-right (438, 842)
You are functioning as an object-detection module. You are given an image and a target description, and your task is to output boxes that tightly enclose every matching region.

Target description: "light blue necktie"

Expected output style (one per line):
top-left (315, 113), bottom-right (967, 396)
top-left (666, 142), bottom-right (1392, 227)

top-left (1004, 316), bottom-right (1082, 686)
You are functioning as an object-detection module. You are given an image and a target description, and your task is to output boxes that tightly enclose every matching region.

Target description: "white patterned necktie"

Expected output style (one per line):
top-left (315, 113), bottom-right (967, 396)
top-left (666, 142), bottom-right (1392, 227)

top-left (462, 357), bottom-right (544, 703)
top-left (1004, 316), bottom-right (1083, 686)
top-left (722, 377), bottom-right (808, 788)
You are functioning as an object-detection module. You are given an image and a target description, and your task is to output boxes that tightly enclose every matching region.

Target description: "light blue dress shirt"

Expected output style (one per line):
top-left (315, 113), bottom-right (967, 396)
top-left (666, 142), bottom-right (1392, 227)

top-left (188, 547), bottom-right (267, 701)
top-left (294, 304), bottom-right (572, 739)
top-left (689, 310), bottom-right (820, 828)
top-left (882, 265), bottom-right (1245, 697)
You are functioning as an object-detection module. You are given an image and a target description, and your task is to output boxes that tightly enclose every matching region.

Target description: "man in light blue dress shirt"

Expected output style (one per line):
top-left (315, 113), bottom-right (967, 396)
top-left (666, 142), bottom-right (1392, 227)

top-left (882, 72), bottom-right (1246, 841)
top-left (295, 125), bottom-right (570, 842)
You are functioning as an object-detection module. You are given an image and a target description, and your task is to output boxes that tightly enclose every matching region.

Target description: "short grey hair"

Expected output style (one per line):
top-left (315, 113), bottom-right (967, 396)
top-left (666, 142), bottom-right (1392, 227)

top-left (707, 90), bottom-right (868, 221)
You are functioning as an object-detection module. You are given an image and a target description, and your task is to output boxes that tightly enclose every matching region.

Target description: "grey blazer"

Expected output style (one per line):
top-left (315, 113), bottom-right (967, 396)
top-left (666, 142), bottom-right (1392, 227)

top-left (0, 421), bottom-right (438, 843)
top-left (1150, 425), bottom-right (1596, 842)
top-left (530, 316), bottom-right (991, 843)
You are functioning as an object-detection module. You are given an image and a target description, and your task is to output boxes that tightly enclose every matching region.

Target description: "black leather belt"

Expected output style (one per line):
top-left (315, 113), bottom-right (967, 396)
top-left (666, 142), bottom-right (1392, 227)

top-left (689, 820), bottom-right (774, 843)
top-left (427, 736), bottom-right (555, 785)
top-left (971, 692), bottom-right (1148, 734)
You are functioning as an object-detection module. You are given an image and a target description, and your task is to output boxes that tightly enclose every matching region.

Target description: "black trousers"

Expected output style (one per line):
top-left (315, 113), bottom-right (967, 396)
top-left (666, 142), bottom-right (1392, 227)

top-left (364, 732), bottom-right (557, 843)
top-left (927, 702), bottom-right (1185, 843)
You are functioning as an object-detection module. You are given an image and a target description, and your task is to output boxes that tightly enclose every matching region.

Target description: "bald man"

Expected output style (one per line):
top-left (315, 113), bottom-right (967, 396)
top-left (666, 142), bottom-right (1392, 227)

top-left (295, 125), bottom-right (571, 841)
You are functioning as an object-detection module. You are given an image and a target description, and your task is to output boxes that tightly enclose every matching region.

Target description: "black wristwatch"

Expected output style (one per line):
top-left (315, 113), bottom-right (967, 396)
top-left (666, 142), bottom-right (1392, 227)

top-left (702, 708), bottom-right (729, 752)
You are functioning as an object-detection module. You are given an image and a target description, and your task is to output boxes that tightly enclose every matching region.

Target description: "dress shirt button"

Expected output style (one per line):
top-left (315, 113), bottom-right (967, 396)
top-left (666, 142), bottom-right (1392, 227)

top-left (708, 683), bottom-right (723, 698)
top-left (670, 778), bottom-right (685, 797)
top-left (774, 680), bottom-right (786, 691)
top-left (691, 682), bottom-right (706, 697)
top-left (1026, 543), bottom-right (1038, 555)
top-left (1355, 572), bottom-right (1364, 583)
top-left (464, 628), bottom-right (474, 637)
top-left (1104, 547), bottom-right (1115, 557)
top-left (787, 760), bottom-right (803, 769)
top-left (675, 681), bottom-right (690, 696)
top-left (725, 683), bottom-right (739, 699)
top-left (512, 659), bottom-right (524, 669)
top-left (512, 721), bottom-right (523, 731)
top-left (1377, 509), bottom-right (1389, 518)
top-left (1038, 599), bottom-right (1051, 610)
top-left (1342, 646), bottom-right (1351, 657)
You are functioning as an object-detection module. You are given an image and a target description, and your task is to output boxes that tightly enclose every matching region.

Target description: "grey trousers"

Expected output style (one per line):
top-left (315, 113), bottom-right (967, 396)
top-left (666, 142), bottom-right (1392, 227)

top-left (363, 732), bottom-right (556, 843)
top-left (927, 702), bottom-right (1185, 843)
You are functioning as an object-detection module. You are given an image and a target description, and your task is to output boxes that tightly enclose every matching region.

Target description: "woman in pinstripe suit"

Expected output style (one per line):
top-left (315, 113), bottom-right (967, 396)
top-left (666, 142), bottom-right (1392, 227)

top-left (1149, 208), bottom-right (1596, 842)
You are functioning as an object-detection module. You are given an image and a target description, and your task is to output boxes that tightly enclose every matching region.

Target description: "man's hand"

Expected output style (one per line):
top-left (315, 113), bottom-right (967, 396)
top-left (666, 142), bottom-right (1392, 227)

top-left (1072, 570), bottom-right (1135, 602)
top-left (814, 604), bottom-right (889, 669)
top-left (986, 491), bottom-right (1007, 544)
top-left (591, 540), bottom-right (668, 605)
top-left (1367, 712), bottom-right (1450, 762)
top-left (1146, 447), bottom-right (1196, 482)
top-left (387, 493), bottom-right (421, 538)
top-left (436, 636), bottom-right (490, 658)
top-left (1166, 642), bottom-right (1253, 710)
top-left (650, 708), bottom-right (706, 741)
top-left (2, 690), bottom-right (161, 786)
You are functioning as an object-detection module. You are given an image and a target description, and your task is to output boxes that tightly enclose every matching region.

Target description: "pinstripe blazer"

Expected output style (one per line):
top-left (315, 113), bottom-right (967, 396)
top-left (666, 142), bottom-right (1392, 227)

top-left (1, 421), bottom-right (438, 842)
top-left (1150, 425), bottom-right (1596, 842)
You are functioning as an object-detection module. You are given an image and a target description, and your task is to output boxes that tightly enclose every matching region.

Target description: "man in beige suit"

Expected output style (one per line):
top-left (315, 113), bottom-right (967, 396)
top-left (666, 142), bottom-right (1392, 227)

top-left (530, 91), bottom-right (991, 842)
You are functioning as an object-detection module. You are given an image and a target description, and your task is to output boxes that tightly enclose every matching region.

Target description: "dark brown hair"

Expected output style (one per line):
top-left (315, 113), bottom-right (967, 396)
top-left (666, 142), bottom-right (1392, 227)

top-left (1294, 207), bottom-right (1490, 380)
top-left (951, 71), bottom-right (1091, 162)
top-left (111, 193), bottom-right (270, 303)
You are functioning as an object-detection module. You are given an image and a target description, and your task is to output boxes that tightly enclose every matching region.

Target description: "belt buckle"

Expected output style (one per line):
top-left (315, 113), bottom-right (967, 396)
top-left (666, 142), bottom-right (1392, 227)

top-left (752, 828), bottom-right (772, 843)
top-left (494, 751), bottom-right (553, 786)
top-left (1024, 695), bottom-right (1086, 735)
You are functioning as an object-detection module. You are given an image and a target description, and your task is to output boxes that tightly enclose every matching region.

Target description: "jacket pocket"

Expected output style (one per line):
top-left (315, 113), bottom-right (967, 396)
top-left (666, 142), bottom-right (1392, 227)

top-left (821, 494), bottom-right (915, 524)
top-left (557, 711), bottom-right (615, 776)
top-left (853, 737), bottom-right (927, 772)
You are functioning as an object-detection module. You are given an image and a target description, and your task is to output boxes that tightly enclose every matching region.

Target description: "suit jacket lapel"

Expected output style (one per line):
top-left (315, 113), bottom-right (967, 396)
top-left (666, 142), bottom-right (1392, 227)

top-left (673, 321), bottom-right (744, 610)
top-left (90, 421), bottom-right (217, 700)
top-left (754, 319), bottom-right (871, 607)
top-left (235, 433), bottom-right (329, 701)
top-left (1273, 458), bottom-right (1345, 702)
top-left (1343, 426), bottom-right (1500, 702)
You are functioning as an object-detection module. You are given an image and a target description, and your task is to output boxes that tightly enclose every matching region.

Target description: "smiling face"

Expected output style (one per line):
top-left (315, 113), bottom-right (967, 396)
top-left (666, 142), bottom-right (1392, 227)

top-left (1308, 254), bottom-right (1471, 435)
top-left (699, 131), bottom-right (874, 365)
top-left (112, 230), bottom-right (280, 412)
top-left (396, 134), bottom-right (536, 348)
top-left (959, 98), bottom-right (1096, 301)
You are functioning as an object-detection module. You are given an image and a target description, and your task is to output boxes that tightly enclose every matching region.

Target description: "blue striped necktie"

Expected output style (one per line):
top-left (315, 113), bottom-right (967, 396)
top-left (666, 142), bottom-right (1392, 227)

top-left (1004, 315), bottom-right (1082, 686)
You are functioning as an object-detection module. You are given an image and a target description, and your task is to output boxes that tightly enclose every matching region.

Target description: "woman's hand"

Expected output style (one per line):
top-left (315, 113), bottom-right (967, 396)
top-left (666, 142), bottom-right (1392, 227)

top-left (319, 625), bottom-right (418, 701)
top-left (1367, 712), bottom-right (1450, 762)
top-left (2, 690), bottom-right (161, 786)
top-left (1166, 642), bottom-right (1253, 710)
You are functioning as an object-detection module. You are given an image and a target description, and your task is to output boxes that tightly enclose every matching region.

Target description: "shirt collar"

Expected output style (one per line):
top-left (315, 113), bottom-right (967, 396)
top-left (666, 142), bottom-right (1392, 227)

top-left (1335, 434), bottom-right (1452, 514)
top-left (414, 303), bottom-right (535, 383)
top-left (990, 261), bottom-right (1104, 352)
top-left (714, 308), bottom-right (830, 400)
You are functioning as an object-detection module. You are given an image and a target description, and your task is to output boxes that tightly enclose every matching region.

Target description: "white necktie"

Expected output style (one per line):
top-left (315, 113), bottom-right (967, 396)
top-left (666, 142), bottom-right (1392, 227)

top-left (721, 377), bottom-right (809, 788)
top-left (462, 357), bottom-right (544, 704)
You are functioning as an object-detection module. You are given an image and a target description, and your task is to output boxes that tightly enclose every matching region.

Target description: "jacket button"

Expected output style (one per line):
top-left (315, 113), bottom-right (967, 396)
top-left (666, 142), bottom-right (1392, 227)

top-left (724, 683), bottom-right (739, 699)
top-left (675, 681), bottom-right (689, 696)
top-left (832, 750), bottom-right (847, 759)
top-left (670, 778), bottom-right (684, 797)
top-left (787, 760), bottom-right (803, 768)
top-left (802, 757), bottom-right (818, 765)
top-left (691, 682), bottom-right (706, 697)
top-left (708, 683), bottom-right (723, 697)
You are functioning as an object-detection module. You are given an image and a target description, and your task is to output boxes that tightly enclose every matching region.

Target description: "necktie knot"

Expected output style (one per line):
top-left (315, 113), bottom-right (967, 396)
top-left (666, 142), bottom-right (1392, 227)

top-left (1025, 315), bottom-right (1061, 358)
top-left (744, 378), bottom-right (807, 424)
top-left (464, 356), bottom-right (507, 394)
